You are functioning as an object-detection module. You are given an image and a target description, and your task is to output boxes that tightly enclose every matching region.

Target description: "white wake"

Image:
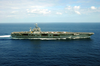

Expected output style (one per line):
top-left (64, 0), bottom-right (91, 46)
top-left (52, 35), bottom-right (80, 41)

top-left (0, 35), bottom-right (11, 38)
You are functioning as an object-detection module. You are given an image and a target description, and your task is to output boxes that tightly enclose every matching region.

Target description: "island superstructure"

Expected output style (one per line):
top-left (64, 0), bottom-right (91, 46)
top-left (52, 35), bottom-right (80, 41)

top-left (11, 23), bottom-right (94, 40)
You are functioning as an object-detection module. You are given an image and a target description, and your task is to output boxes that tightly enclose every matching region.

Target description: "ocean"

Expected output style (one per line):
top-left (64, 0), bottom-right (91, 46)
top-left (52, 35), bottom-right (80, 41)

top-left (0, 23), bottom-right (100, 66)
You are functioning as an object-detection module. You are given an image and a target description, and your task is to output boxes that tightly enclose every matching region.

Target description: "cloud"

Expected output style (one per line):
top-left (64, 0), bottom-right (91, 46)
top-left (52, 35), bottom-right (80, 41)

top-left (0, 0), bottom-right (100, 23)
top-left (56, 12), bottom-right (62, 15)
top-left (0, 0), bottom-right (53, 18)
top-left (91, 6), bottom-right (96, 9)
top-left (74, 6), bottom-right (80, 9)
top-left (65, 5), bottom-right (99, 15)
top-left (27, 9), bottom-right (51, 15)
top-left (75, 11), bottom-right (81, 15)
top-left (65, 6), bottom-right (81, 15)
top-left (30, 6), bottom-right (45, 8)
top-left (65, 6), bottom-right (80, 10)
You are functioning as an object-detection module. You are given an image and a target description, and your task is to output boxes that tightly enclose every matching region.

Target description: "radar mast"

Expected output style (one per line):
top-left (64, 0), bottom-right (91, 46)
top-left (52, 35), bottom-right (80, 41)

top-left (35, 23), bottom-right (38, 28)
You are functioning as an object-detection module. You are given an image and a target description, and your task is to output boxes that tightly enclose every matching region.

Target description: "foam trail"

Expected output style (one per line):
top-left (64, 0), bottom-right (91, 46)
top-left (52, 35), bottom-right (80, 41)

top-left (0, 35), bottom-right (11, 38)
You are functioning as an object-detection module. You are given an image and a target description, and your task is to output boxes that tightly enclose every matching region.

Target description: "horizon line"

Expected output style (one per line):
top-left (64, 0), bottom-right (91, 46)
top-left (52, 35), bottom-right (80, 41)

top-left (0, 22), bottom-right (100, 23)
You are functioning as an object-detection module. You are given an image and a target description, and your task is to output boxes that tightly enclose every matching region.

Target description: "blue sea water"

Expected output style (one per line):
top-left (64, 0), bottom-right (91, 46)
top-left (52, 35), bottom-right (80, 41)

top-left (0, 23), bottom-right (100, 66)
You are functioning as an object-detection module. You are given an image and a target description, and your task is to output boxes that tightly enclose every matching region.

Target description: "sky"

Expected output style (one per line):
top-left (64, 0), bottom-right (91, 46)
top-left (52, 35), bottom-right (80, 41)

top-left (0, 0), bottom-right (100, 23)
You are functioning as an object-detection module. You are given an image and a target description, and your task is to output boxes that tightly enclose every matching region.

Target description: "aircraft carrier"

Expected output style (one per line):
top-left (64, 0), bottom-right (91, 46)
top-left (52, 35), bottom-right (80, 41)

top-left (11, 23), bottom-right (94, 40)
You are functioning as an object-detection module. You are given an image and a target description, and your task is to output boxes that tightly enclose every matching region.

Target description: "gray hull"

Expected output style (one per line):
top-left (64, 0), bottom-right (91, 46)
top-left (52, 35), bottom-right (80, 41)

top-left (11, 23), bottom-right (94, 40)
top-left (11, 32), bottom-right (94, 40)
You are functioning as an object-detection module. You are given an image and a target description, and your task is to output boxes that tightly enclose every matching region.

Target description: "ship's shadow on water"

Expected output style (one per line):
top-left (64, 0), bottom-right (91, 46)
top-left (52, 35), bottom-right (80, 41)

top-left (9, 38), bottom-right (93, 45)
top-left (28, 38), bottom-right (93, 42)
